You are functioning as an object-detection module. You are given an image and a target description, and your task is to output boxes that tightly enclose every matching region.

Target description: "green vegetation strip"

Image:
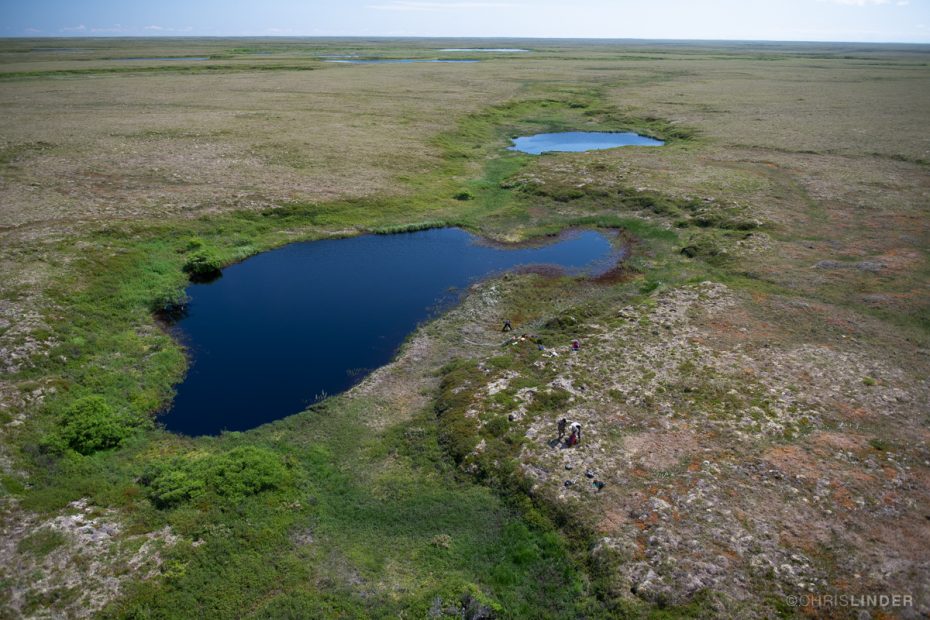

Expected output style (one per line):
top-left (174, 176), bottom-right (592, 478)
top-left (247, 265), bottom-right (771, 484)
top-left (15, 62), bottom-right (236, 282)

top-left (0, 63), bottom-right (317, 81)
top-left (6, 85), bottom-right (749, 617)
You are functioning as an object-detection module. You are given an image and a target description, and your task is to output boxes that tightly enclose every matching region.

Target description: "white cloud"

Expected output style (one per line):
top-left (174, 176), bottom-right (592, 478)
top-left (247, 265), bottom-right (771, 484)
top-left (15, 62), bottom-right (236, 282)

top-left (90, 24), bottom-right (126, 33)
top-left (819, 0), bottom-right (893, 5)
top-left (142, 25), bottom-right (194, 33)
top-left (368, 1), bottom-right (521, 11)
top-left (60, 24), bottom-right (87, 32)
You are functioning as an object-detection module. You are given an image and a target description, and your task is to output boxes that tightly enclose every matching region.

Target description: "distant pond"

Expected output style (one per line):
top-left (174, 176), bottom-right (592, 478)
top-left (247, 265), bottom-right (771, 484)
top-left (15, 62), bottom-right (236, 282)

top-left (510, 131), bottom-right (664, 154)
top-left (115, 57), bottom-right (210, 61)
top-left (325, 59), bottom-right (479, 64)
top-left (162, 228), bottom-right (619, 436)
top-left (439, 48), bottom-right (529, 52)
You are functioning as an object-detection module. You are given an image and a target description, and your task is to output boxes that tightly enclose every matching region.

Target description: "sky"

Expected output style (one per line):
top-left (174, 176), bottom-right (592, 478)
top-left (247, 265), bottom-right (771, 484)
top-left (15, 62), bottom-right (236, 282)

top-left (1, 0), bottom-right (928, 43)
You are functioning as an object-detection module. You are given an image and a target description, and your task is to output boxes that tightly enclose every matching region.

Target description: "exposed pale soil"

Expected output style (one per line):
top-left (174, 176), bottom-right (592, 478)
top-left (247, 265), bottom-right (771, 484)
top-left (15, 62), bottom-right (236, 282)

top-left (0, 499), bottom-right (179, 618)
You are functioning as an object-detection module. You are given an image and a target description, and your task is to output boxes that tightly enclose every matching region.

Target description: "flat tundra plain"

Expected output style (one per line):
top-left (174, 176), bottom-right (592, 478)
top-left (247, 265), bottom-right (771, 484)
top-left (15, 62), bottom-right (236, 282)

top-left (0, 38), bottom-right (928, 619)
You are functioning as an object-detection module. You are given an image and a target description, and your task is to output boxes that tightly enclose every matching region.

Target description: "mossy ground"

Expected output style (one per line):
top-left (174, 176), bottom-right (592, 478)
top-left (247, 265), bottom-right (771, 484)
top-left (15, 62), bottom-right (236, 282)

top-left (1, 38), bottom-right (928, 619)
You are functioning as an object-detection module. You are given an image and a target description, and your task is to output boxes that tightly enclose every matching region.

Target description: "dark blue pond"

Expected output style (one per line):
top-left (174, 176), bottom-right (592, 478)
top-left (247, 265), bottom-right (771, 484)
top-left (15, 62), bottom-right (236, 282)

top-left (510, 132), bottom-right (664, 154)
top-left (162, 228), bottom-right (618, 436)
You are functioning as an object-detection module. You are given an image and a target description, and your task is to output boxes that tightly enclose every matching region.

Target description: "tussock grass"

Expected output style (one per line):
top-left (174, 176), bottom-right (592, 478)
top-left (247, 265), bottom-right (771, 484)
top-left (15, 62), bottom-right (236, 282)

top-left (1, 36), bottom-right (928, 619)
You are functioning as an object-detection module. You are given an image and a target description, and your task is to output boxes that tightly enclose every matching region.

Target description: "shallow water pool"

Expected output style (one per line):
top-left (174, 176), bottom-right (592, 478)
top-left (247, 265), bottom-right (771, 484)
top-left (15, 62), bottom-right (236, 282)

top-left (510, 131), bottom-right (664, 154)
top-left (161, 228), bottom-right (618, 436)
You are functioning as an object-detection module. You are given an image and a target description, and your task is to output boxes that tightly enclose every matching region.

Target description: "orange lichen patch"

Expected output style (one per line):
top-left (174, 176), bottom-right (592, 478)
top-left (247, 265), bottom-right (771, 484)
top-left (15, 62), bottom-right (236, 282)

top-left (622, 429), bottom-right (700, 471)
top-left (784, 534), bottom-right (822, 557)
top-left (808, 430), bottom-right (868, 453)
top-left (591, 264), bottom-right (640, 285)
top-left (705, 319), bottom-right (749, 340)
top-left (699, 306), bottom-right (782, 346)
top-left (846, 469), bottom-right (877, 485)
top-left (824, 314), bottom-right (858, 332)
top-left (858, 510), bottom-right (930, 556)
top-left (764, 444), bottom-right (823, 479)
top-left (875, 247), bottom-right (923, 273)
top-left (630, 466), bottom-right (650, 479)
top-left (596, 509), bottom-right (630, 534)
top-left (831, 483), bottom-right (856, 511)
top-left (713, 545), bottom-right (740, 563)
top-left (829, 401), bottom-right (874, 422)
top-left (832, 577), bottom-right (853, 592)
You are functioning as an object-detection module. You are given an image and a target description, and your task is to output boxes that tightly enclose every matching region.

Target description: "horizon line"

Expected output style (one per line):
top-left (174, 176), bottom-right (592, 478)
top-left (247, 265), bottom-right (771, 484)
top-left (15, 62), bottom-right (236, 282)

top-left (3, 35), bottom-right (930, 46)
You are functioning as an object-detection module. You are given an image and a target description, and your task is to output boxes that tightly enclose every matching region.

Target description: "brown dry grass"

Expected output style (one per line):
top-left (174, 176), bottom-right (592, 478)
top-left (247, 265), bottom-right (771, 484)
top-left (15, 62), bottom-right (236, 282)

top-left (2, 37), bottom-right (930, 618)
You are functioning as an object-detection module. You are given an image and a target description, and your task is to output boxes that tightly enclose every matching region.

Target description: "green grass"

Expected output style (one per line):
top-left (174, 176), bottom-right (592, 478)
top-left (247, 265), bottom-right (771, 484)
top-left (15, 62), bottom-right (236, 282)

top-left (0, 63), bottom-right (318, 81)
top-left (2, 87), bottom-right (706, 618)
top-left (16, 528), bottom-right (67, 558)
top-left (104, 399), bottom-right (591, 619)
top-left (3, 39), bottom-right (927, 618)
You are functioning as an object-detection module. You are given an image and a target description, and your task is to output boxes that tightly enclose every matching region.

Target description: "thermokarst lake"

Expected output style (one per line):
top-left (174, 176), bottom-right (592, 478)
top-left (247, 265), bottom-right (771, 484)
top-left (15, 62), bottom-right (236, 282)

top-left (439, 48), bottom-right (530, 52)
top-left (162, 228), bottom-right (619, 436)
top-left (324, 58), bottom-right (479, 64)
top-left (510, 131), bottom-right (665, 154)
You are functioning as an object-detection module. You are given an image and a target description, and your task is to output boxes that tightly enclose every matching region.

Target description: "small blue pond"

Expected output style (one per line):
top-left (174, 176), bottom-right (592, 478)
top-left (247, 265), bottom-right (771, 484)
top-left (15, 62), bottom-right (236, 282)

top-left (325, 59), bottom-right (478, 64)
top-left (115, 57), bottom-right (210, 62)
top-left (162, 228), bottom-right (618, 436)
top-left (440, 48), bottom-right (529, 52)
top-left (510, 132), bottom-right (664, 155)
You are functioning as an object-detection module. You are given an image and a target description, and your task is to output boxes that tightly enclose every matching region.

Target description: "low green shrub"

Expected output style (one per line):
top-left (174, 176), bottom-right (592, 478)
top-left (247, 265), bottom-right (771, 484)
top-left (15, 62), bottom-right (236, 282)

top-left (527, 388), bottom-right (571, 413)
top-left (184, 236), bottom-right (205, 251)
top-left (680, 233), bottom-right (729, 264)
top-left (57, 396), bottom-right (135, 455)
top-left (435, 360), bottom-right (484, 464)
top-left (142, 446), bottom-right (293, 509)
top-left (182, 249), bottom-right (222, 280)
top-left (16, 528), bottom-right (67, 557)
top-left (483, 415), bottom-right (510, 438)
top-left (149, 288), bottom-right (189, 317)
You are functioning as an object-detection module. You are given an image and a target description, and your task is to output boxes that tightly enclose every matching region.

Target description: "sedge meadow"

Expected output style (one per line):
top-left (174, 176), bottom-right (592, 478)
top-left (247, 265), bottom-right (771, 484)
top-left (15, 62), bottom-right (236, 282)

top-left (0, 37), bottom-right (928, 619)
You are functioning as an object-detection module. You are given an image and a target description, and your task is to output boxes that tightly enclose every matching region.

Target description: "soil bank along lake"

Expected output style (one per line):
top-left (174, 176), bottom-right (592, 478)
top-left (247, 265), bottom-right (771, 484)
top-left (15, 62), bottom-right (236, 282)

top-left (162, 228), bottom-right (618, 436)
top-left (510, 131), bottom-right (664, 154)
